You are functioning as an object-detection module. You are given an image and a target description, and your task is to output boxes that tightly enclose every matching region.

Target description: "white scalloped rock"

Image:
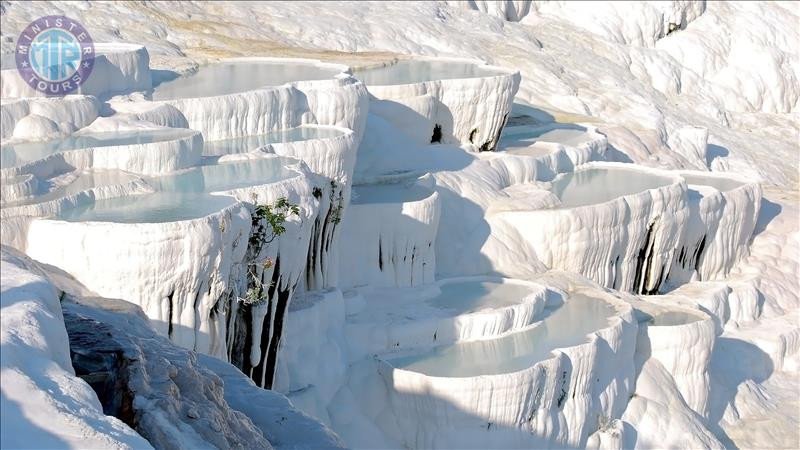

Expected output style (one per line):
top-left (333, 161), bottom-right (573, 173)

top-left (0, 2), bottom-right (796, 450)
top-left (355, 58), bottom-right (520, 151)
top-left (339, 175), bottom-right (440, 289)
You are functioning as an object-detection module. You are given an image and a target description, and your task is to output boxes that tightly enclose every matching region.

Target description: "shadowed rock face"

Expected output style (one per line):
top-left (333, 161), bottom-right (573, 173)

top-left (63, 299), bottom-right (273, 450)
top-left (66, 312), bottom-right (136, 427)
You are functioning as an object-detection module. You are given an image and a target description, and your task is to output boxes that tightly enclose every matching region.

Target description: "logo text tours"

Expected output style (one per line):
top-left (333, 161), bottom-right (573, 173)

top-left (15, 15), bottom-right (95, 96)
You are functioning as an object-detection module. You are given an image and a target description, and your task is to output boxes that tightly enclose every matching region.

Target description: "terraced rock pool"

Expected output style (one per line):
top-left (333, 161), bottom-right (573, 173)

top-left (203, 126), bottom-right (346, 156)
top-left (424, 280), bottom-right (537, 312)
top-left (150, 60), bottom-right (342, 100)
top-left (549, 167), bottom-right (674, 208)
top-left (351, 181), bottom-right (433, 205)
top-left (1, 128), bottom-right (195, 169)
top-left (681, 173), bottom-right (745, 192)
top-left (57, 156), bottom-right (297, 223)
top-left (352, 60), bottom-right (507, 85)
top-left (386, 293), bottom-right (617, 377)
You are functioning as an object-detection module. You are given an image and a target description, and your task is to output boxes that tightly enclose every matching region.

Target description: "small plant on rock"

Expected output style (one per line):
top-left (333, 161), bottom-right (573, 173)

top-left (241, 197), bottom-right (299, 306)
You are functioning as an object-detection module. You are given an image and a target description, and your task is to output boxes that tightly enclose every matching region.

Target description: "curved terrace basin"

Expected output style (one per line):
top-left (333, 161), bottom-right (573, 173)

top-left (352, 60), bottom-right (507, 85)
top-left (0, 128), bottom-right (195, 169)
top-left (349, 278), bottom-right (542, 325)
top-left (681, 173), bottom-right (745, 192)
top-left (650, 310), bottom-right (703, 326)
top-left (58, 156), bottom-right (296, 223)
top-left (151, 60), bottom-right (342, 100)
top-left (2, 169), bottom-right (141, 208)
top-left (425, 280), bottom-right (536, 312)
top-left (58, 192), bottom-right (237, 224)
top-left (549, 167), bottom-right (674, 208)
top-left (351, 181), bottom-right (433, 205)
top-left (386, 293), bottom-right (616, 377)
top-left (203, 126), bottom-right (347, 156)
top-left (501, 124), bottom-right (590, 149)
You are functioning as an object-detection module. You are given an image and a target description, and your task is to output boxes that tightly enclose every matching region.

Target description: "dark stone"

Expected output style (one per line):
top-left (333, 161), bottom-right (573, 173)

top-left (431, 124), bottom-right (442, 143)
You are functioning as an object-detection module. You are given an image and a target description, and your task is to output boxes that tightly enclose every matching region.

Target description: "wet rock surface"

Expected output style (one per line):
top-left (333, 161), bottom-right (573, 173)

top-left (63, 297), bottom-right (272, 450)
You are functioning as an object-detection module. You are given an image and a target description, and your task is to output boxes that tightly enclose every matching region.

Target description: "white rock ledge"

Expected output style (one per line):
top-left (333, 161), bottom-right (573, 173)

top-left (339, 174), bottom-right (441, 289)
top-left (359, 57), bottom-right (520, 151)
top-left (345, 276), bottom-right (549, 358)
top-left (374, 287), bottom-right (636, 449)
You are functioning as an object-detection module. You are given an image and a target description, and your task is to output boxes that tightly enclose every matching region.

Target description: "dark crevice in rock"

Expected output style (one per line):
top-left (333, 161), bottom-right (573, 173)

top-left (633, 222), bottom-right (657, 294)
top-left (431, 124), bottom-right (442, 143)
top-left (166, 290), bottom-right (174, 340)
top-left (693, 235), bottom-right (707, 271)
top-left (378, 236), bottom-right (384, 271)
top-left (479, 113), bottom-right (508, 152)
top-left (66, 310), bottom-right (136, 428)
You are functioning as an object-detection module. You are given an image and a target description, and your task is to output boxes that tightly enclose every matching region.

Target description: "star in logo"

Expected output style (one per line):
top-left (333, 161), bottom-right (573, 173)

top-left (20, 61), bottom-right (28, 67)
top-left (82, 61), bottom-right (91, 68)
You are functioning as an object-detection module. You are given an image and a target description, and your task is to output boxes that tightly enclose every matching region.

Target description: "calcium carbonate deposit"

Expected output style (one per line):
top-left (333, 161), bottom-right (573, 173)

top-left (1, 2), bottom-right (797, 449)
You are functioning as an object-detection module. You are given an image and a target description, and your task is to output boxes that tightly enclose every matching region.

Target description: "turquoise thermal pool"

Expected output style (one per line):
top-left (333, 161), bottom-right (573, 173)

top-left (150, 60), bottom-right (342, 100)
top-left (203, 126), bottom-right (347, 156)
top-left (1, 128), bottom-right (196, 169)
top-left (549, 167), bottom-right (674, 208)
top-left (387, 293), bottom-right (617, 377)
top-left (57, 156), bottom-right (297, 223)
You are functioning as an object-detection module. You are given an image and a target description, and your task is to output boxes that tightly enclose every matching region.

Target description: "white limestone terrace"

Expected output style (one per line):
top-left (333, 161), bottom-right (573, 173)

top-left (1, 43), bottom-right (152, 99)
top-left (20, 153), bottom-right (308, 336)
top-left (0, 127), bottom-right (202, 187)
top-left (345, 276), bottom-right (548, 358)
top-left (203, 125), bottom-right (348, 156)
top-left (54, 156), bottom-right (298, 223)
top-left (631, 299), bottom-right (716, 418)
top-left (352, 57), bottom-right (520, 151)
top-left (669, 170), bottom-right (762, 285)
top-left (1, 95), bottom-right (100, 140)
top-left (499, 122), bottom-right (608, 161)
top-left (480, 163), bottom-right (759, 295)
top-left (0, 4), bottom-right (792, 449)
top-left (502, 123), bottom-right (598, 148)
top-left (273, 273), bottom-right (638, 449)
top-left (339, 174), bottom-right (440, 289)
top-left (145, 57), bottom-right (369, 142)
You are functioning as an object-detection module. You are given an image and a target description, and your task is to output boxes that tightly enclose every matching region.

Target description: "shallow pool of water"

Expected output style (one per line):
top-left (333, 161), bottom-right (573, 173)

top-left (502, 125), bottom-right (589, 148)
top-left (387, 293), bottom-right (617, 377)
top-left (650, 310), bottom-right (702, 326)
top-left (549, 167), bottom-right (673, 208)
top-left (352, 60), bottom-right (506, 86)
top-left (1, 129), bottom-right (194, 169)
top-left (58, 192), bottom-right (238, 224)
top-left (57, 156), bottom-right (296, 223)
top-left (681, 173), bottom-right (745, 192)
top-left (425, 280), bottom-right (535, 312)
top-left (151, 61), bottom-right (340, 100)
top-left (203, 127), bottom-right (346, 156)
top-left (351, 182), bottom-right (432, 205)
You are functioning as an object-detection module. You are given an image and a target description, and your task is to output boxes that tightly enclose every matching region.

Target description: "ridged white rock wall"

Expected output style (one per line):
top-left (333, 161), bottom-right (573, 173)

top-left (1, 95), bottom-right (100, 140)
top-left (1, 128), bottom-right (203, 184)
top-left (22, 162), bottom-right (320, 392)
top-left (639, 307), bottom-right (716, 418)
top-left (345, 277), bottom-right (548, 358)
top-left (484, 164), bottom-right (690, 293)
top-left (338, 176), bottom-right (440, 289)
top-left (670, 172), bottom-right (762, 283)
top-left (375, 290), bottom-right (637, 449)
top-left (365, 59), bottom-right (520, 151)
